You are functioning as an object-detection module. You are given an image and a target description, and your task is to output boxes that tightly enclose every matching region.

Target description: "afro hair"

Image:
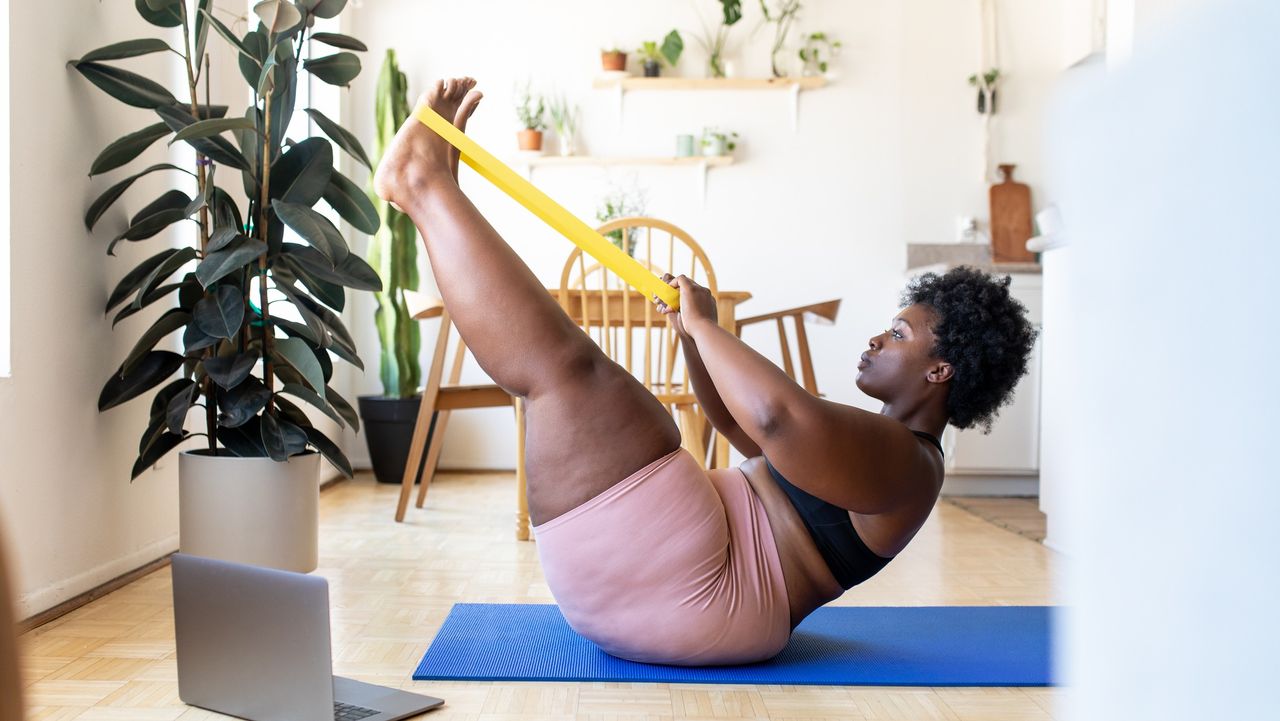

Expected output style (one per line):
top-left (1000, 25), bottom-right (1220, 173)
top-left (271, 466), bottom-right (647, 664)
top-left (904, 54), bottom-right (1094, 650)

top-left (901, 266), bottom-right (1037, 433)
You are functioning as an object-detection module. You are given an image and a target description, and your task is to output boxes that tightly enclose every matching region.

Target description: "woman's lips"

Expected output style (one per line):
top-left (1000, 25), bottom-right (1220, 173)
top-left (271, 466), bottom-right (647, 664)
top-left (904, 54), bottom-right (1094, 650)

top-left (857, 352), bottom-right (871, 370)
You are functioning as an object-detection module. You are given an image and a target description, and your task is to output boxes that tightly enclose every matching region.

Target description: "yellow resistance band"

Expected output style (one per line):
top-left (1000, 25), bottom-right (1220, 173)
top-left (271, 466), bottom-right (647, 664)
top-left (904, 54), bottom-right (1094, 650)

top-left (413, 104), bottom-right (680, 309)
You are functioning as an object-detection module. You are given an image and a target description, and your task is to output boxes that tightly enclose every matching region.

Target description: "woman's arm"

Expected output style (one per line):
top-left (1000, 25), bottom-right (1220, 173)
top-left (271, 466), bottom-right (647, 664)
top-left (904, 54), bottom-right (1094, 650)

top-left (659, 274), bottom-right (762, 457)
top-left (665, 276), bottom-right (933, 514)
top-left (680, 337), bottom-right (764, 458)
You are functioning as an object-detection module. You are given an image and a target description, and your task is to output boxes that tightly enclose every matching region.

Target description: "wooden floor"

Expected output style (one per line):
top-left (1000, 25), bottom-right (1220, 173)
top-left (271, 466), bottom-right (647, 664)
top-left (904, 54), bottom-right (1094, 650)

top-left (18, 470), bottom-right (1063, 720)
top-left (943, 497), bottom-right (1047, 544)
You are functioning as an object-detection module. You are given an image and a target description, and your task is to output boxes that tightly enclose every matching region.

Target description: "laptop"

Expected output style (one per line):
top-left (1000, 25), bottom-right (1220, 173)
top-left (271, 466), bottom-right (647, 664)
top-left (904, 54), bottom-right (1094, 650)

top-left (171, 553), bottom-right (444, 721)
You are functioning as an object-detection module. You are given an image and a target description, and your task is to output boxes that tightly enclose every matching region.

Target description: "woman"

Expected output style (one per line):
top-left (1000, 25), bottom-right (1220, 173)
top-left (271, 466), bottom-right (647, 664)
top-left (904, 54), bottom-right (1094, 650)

top-left (374, 78), bottom-right (1037, 666)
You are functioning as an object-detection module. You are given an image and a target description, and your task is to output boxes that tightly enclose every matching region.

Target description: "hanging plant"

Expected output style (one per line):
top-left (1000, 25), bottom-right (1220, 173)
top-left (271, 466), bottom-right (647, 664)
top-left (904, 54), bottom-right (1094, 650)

top-left (71, 0), bottom-right (380, 479)
top-left (968, 68), bottom-right (1001, 114)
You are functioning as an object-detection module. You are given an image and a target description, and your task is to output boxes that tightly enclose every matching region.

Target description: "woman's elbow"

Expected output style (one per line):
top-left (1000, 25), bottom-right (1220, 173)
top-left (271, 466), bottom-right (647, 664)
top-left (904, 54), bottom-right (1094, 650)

top-left (754, 400), bottom-right (792, 440)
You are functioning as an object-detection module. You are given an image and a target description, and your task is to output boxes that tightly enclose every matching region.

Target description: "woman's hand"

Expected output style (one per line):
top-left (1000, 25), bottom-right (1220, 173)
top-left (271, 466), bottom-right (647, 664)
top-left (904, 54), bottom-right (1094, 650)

top-left (655, 273), bottom-right (718, 339)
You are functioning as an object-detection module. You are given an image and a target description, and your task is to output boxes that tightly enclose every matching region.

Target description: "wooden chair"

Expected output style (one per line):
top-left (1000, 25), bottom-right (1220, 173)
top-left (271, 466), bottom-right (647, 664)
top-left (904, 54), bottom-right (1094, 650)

top-left (735, 299), bottom-right (842, 396)
top-left (394, 296), bottom-right (529, 539)
top-left (556, 217), bottom-right (720, 466)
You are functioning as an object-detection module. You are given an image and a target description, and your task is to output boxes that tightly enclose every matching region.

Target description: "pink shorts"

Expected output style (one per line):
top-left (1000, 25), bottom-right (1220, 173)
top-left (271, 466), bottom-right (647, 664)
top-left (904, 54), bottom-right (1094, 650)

top-left (533, 448), bottom-right (792, 665)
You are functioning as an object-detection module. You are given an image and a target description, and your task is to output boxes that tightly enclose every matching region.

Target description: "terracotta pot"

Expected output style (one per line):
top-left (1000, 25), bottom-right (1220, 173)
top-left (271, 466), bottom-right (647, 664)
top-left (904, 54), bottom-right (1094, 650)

top-left (517, 129), bottom-right (543, 151)
top-left (601, 50), bottom-right (627, 72)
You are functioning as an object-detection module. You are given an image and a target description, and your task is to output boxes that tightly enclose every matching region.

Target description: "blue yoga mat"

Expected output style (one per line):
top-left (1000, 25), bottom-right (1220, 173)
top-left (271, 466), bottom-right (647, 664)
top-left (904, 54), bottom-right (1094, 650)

top-left (413, 603), bottom-right (1054, 686)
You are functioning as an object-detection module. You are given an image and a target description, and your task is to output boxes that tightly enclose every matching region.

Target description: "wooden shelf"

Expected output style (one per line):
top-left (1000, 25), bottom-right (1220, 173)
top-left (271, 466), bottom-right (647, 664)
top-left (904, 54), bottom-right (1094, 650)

top-left (516, 155), bottom-right (734, 168)
top-left (591, 76), bottom-right (827, 91)
top-left (594, 76), bottom-right (826, 132)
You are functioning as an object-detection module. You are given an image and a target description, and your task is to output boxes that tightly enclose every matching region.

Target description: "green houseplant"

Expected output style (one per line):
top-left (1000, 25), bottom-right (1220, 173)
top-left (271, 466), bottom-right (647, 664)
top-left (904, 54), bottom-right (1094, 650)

top-left (693, 0), bottom-right (743, 78)
top-left (515, 82), bottom-right (546, 151)
top-left (798, 31), bottom-right (841, 76)
top-left (595, 186), bottom-right (647, 256)
top-left (547, 93), bottom-right (581, 157)
top-left (600, 46), bottom-right (628, 72)
top-left (358, 48), bottom-right (423, 484)
top-left (968, 68), bottom-right (1001, 114)
top-left (700, 126), bottom-right (739, 156)
top-left (72, 0), bottom-right (379, 571)
top-left (637, 30), bottom-right (684, 77)
top-left (759, 0), bottom-right (802, 78)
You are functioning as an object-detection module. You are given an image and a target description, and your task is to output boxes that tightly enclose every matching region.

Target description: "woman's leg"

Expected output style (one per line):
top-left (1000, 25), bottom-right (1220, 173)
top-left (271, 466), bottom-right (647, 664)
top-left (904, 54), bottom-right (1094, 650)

top-left (374, 78), bottom-right (681, 525)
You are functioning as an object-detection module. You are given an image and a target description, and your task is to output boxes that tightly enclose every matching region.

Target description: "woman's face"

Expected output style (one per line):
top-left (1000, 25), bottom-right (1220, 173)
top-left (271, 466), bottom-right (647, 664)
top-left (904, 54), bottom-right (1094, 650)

top-left (855, 304), bottom-right (947, 401)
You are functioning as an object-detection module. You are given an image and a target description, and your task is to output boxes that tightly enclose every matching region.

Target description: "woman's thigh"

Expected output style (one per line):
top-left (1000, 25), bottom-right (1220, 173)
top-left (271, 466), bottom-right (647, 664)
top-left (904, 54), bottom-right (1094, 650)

top-left (521, 352), bottom-right (682, 526)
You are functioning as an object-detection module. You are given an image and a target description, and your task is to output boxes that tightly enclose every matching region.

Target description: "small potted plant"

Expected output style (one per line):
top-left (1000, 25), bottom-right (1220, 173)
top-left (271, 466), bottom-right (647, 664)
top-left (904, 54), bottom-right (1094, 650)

top-left (636, 30), bottom-right (684, 77)
top-left (515, 83), bottom-right (546, 151)
top-left (700, 127), bottom-right (739, 157)
top-left (761, 1), bottom-right (802, 78)
top-left (799, 31), bottom-right (842, 77)
top-left (595, 186), bottom-right (648, 256)
top-left (968, 68), bottom-right (1000, 114)
top-left (693, 0), bottom-right (743, 78)
top-left (601, 46), bottom-right (628, 72)
top-left (547, 94), bottom-right (581, 157)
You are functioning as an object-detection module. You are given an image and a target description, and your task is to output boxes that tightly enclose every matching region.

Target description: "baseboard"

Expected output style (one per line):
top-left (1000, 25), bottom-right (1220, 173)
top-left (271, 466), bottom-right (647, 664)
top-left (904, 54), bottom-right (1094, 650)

top-left (19, 472), bottom-right (350, 632)
top-left (941, 473), bottom-right (1039, 496)
top-left (16, 533), bottom-right (179, 627)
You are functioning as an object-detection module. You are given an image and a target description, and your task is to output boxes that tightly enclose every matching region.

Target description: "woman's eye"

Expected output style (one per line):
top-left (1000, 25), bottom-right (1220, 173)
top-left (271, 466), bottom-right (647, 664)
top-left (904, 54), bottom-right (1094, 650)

top-left (892, 330), bottom-right (903, 340)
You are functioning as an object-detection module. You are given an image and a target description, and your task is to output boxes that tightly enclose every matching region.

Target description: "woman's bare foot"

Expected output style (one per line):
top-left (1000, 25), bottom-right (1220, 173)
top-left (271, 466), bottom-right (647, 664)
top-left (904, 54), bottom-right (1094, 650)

top-left (373, 77), bottom-right (483, 212)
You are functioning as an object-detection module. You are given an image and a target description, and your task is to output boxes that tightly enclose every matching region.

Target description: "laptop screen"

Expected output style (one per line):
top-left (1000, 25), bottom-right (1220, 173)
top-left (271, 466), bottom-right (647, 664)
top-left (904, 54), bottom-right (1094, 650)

top-left (171, 553), bottom-right (336, 721)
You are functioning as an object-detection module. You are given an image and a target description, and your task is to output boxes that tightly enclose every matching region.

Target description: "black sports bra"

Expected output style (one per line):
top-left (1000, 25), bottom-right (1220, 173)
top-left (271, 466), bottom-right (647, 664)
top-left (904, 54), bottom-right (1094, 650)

top-left (764, 431), bottom-right (943, 590)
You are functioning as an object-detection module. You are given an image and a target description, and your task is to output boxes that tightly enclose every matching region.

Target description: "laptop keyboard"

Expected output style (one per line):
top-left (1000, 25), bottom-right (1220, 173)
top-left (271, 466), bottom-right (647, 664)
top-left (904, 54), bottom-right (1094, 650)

top-left (334, 701), bottom-right (380, 720)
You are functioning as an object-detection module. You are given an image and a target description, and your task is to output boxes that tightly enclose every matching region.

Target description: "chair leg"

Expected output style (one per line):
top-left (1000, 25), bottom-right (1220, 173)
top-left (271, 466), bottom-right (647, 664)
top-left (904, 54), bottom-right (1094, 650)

top-left (416, 409), bottom-right (452, 509)
top-left (396, 394), bottom-right (436, 523)
top-left (677, 406), bottom-right (708, 468)
top-left (514, 397), bottom-right (530, 541)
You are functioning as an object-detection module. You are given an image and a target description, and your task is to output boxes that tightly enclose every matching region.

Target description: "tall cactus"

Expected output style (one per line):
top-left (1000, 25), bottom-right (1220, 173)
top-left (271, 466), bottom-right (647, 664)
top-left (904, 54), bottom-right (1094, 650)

top-left (368, 49), bottom-right (421, 398)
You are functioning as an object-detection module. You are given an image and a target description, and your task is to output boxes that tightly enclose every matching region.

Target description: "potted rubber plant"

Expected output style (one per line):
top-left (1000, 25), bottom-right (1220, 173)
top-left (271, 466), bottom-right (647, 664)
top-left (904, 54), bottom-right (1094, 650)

top-left (72, 0), bottom-right (379, 573)
top-left (515, 83), bottom-right (546, 151)
top-left (358, 48), bottom-right (424, 485)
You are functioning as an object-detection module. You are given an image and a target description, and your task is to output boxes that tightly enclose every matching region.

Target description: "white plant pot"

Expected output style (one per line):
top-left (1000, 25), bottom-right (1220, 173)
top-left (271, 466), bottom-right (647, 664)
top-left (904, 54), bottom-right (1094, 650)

top-left (178, 450), bottom-right (320, 573)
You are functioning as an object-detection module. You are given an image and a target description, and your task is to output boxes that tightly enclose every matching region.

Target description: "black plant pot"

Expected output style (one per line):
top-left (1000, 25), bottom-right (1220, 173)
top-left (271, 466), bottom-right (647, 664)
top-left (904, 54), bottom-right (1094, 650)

top-left (357, 395), bottom-right (436, 484)
top-left (643, 60), bottom-right (661, 77)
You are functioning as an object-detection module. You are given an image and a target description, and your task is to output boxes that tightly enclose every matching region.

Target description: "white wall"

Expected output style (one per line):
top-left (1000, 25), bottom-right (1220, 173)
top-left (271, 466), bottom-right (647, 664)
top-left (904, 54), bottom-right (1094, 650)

top-left (0, 1), bottom-right (340, 618)
top-left (0, 1), bottom-right (186, 617)
top-left (338, 0), bottom-right (1067, 470)
top-left (1048, 1), bottom-right (1280, 717)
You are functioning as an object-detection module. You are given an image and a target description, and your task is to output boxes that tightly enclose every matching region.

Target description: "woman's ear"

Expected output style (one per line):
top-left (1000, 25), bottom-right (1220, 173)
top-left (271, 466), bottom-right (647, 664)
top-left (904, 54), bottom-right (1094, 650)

top-left (926, 361), bottom-right (954, 384)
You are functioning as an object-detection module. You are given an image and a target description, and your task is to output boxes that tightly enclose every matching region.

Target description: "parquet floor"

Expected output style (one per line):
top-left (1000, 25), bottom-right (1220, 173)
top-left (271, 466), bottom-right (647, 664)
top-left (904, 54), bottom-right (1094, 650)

top-left (943, 498), bottom-right (1047, 544)
top-left (18, 470), bottom-right (1063, 720)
